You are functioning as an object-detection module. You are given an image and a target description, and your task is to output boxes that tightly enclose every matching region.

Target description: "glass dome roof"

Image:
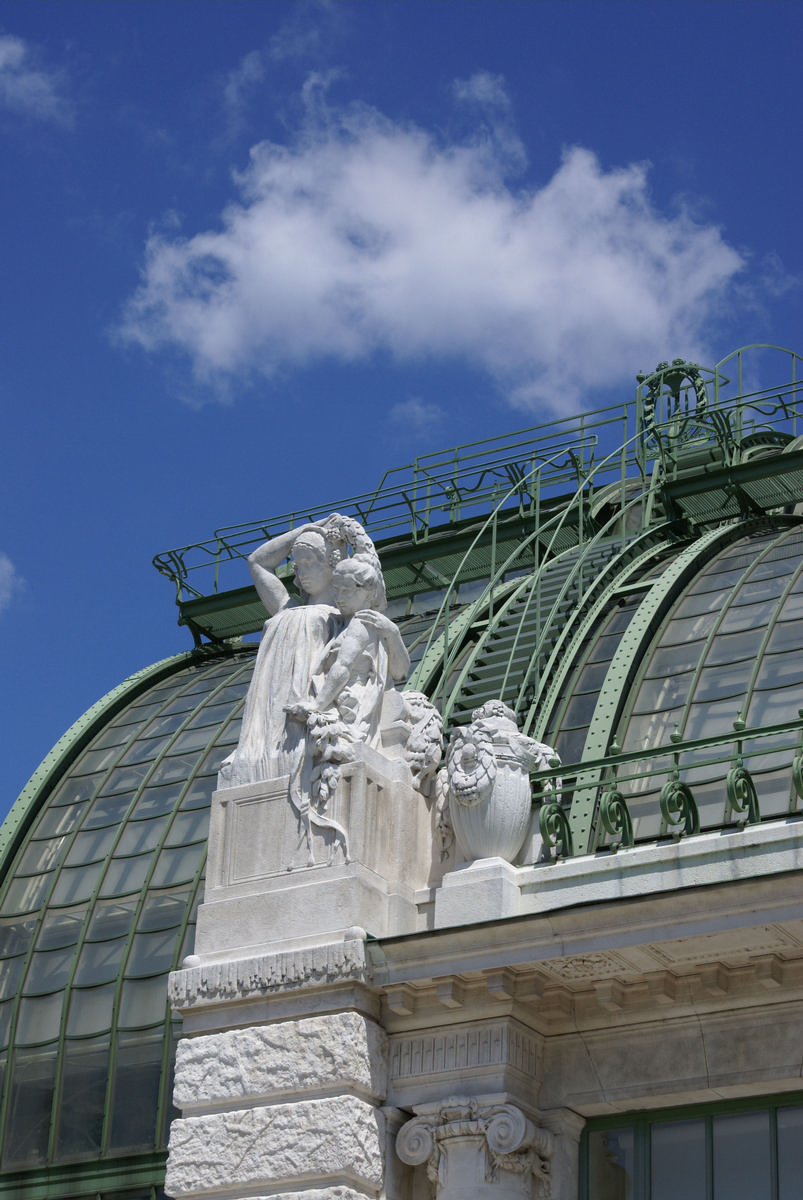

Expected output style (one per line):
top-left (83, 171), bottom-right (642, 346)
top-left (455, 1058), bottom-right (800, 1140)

top-left (0, 647), bottom-right (256, 1194)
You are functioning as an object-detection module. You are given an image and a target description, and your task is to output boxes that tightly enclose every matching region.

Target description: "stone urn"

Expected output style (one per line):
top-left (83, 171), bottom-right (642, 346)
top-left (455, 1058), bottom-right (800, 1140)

top-left (444, 701), bottom-right (559, 864)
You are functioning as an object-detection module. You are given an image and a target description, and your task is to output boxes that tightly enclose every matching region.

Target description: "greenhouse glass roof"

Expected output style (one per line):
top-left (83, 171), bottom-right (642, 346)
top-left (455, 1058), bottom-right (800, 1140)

top-left (3, 346), bottom-right (803, 1198)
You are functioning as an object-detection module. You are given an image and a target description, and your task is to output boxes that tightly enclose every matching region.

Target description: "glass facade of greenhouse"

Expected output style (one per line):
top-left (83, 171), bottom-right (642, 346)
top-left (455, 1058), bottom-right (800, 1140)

top-left (3, 347), bottom-right (803, 1200)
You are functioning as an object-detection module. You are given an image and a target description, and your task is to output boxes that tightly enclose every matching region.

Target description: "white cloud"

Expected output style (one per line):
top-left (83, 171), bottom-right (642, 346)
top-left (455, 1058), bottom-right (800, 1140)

top-left (0, 553), bottom-right (22, 615)
top-left (268, 1), bottom-right (344, 64)
top-left (390, 397), bottom-right (445, 434)
top-left (120, 83), bottom-right (746, 411)
top-left (0, 33), bottom-right (73, 127)
top-left (222, 49), bottom-right (266, 133)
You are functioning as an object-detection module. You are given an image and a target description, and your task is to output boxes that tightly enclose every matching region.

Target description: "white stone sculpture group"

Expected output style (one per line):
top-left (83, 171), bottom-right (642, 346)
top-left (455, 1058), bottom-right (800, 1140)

top-left (218, 513), bottom-right (559, 869)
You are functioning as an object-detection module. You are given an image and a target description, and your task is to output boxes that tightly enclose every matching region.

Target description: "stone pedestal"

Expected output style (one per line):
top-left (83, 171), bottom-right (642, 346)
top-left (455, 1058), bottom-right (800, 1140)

top-left (434, 857), bottom-right (522, 927)
top-left (166, 938), bottom-right (403, 1200)
top-left (197, 744), bottom-right (441, 959)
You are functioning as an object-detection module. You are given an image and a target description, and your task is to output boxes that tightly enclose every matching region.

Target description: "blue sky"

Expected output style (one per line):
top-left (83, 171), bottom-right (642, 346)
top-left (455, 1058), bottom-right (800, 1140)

top-left (1, 0), bottom-right (801, 817)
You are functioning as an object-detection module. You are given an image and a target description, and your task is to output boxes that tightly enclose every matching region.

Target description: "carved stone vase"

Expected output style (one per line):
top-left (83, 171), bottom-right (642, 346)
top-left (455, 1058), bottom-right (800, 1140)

top-left (444, 723), bottom-right (527, 865)
top-left (449, 740), bottom-right (532, 862)
top-left (444, 701), bottom-right (560, 865)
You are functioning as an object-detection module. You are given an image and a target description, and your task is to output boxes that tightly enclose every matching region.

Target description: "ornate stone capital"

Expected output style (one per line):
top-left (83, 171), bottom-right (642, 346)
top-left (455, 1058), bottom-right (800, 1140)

top-left (397, 1096), bottom-right (554, 1199)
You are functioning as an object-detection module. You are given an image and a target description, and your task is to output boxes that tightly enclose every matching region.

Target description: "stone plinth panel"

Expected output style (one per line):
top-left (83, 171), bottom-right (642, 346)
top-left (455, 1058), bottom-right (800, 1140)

top-left (197, 745), bottom-right (439, 958)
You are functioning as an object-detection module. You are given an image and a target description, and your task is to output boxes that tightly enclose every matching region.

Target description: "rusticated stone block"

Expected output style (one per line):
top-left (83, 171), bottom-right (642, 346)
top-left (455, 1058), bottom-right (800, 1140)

top-left (165, 1095), bottom-right (385, 1197)
top-left (174, 1012), bottom-right (387, 1110)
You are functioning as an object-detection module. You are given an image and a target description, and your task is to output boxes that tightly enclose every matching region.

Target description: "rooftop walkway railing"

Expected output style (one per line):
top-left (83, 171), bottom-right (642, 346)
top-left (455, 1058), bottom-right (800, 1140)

top-left (533, 710), bottom-right (803, 859)
top-left (153, 345), bottom-right (803, 611)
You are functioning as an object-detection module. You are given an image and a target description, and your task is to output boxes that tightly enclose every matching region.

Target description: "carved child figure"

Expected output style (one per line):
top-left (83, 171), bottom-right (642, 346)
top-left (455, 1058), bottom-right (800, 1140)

top-left (286, 553), bottom-right (410, 807)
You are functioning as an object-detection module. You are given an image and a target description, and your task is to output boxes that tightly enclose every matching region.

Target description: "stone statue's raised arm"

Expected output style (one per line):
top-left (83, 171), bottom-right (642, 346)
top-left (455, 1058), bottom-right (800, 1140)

top-left (247, 517), bottom-right (342, 615)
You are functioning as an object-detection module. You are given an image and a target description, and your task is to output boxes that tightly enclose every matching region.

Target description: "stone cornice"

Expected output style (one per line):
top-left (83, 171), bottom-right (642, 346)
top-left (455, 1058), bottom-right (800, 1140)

top-left (169, 937), bottom-right (373, 1012)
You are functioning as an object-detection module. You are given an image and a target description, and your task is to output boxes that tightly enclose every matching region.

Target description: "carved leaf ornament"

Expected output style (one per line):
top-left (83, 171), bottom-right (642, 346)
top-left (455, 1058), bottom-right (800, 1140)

top-left (446, 727), bottom-right (497, 808)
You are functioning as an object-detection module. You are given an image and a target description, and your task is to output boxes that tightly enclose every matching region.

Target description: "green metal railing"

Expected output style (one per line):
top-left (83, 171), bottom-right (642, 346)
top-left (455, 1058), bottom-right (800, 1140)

top-left (153, 345), bottom-right (803, 610)
top-left (532, 710), bottom-right (803, 859)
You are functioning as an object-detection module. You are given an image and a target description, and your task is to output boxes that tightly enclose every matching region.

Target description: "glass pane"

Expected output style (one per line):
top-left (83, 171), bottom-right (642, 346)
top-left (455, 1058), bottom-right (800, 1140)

top-left (164, 809), bottom-right (209, 847)
top-left (49, 775), bottom-right (103, 806)
top-left (652, 1119), bottom-right (705, 1200)
top-left (74, 744), bottom-right (126, 774)
top-left (109, 1033), bottom-right (162, 1151)
top-left (64, 825), bottom-right (119, 866)
top-left (22, 946), bottom-right (75, 995)
top-left (99, 854), bottom-right (152, 898)
top-left (65, 982), bottom-right (116, 1036)
top-left (118, 976), bottom-right (169, 1029)
top-left (0, 998), bottom-right (12, 1047)
top-left (126, 929), bottom-right (179, 977)
top-left (35, 907), bottom-right (85, 950)
top-left (2, 1048), bottom-right (57, 1167)
top-left (778, 1106), bottom-right (803, 1200)
top-left (32, 801), bottom-right (89, 838)
top-left (139, 711), bottom-right (190, 739)
top-left (115, 815), bottom-right (170, 856)
top-left (118, 734), bottom-right (174, 766)
top-left (15, 836), bottom-right (70, 876)
top-left (148, 755), bottom-right (198, 786)
top-left (713, 1110), bottom-right (770, 1199)
top-left (82, 790), bottom-right (138, 822)
top-left (136, 890), bottom-right (189, 934)
top-left (73, 937), bottom-right (127, 986)
top-left (586, 1127), bottom-right (633, 1200)
top-left (50, 861), bottom-right (104, 905)
top-left (16, 992), bottom-right (63, 1044)
top-left (0, 955), bottom-right (26, 1002)
top-left (130, 783), bottom-right (183, 820)
top-left (169, 727), bottom-right (217, 754)
top-left (0, 914), bottom-right (37, 958)
top-left (150, 844), bottom-right (202, 887)
top-left (179, 777), bottom-right (216, 809)
top-left (90, 721), bottom-right (137, 750)
top-left (56, 1037), bottom-right (110, 1158)
top-left (3, 873), bottom-right (53, 915)
top-left (85, 897), bottom-right (138, 942)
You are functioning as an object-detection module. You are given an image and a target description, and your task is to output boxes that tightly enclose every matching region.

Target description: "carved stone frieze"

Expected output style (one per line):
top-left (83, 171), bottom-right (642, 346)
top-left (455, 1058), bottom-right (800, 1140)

top-left (389, 1020), bottom-right (542, 1102)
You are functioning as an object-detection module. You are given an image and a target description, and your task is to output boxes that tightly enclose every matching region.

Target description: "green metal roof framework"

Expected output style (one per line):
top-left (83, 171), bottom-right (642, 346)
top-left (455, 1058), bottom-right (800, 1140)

top-left (5, 344), bottom-right (803, 1199)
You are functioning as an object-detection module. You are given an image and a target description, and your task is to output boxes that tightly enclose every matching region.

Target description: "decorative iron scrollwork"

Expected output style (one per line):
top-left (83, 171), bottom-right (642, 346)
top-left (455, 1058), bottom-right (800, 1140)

top-left (599, 787), bottom-right (634, 849)
top-left (725, 764), bottom-right (760, 825)
top-left (659, 779), bottom-right (700, 837)
top-left (539, 801), bottom-right (574, 859)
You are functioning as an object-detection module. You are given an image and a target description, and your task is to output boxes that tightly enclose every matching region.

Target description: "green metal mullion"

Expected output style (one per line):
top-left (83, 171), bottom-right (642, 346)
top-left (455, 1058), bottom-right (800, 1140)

top-left (154, 843), bottom-right (209, 1148)
top-left (47, 656), bottom-right (235, 1163)
top-left (438, 575), bottom-right (537, 723)
top-left (514, 502), bottom-right (665, 728)
top-left (569, 524), bottom-right (737, 853)
top-left (101, 653), bottom-right (254, 1157)
top-left (672, 521), bottom-right (802, 741)
top-left (0, 1151), bottom-right (168, 1200)
top-left (528, 531), bottom-right (669, 740)
top-left (0, 653), bottom-right (202, 1166)
top-left (669, 527), bottom-right (783, 742)
top-left (405, 576), bottom-right (519, 696)
top-left (740, 539), bottom-right (803, 727)
top-left (705, 1115), bottom-right (714, 1200)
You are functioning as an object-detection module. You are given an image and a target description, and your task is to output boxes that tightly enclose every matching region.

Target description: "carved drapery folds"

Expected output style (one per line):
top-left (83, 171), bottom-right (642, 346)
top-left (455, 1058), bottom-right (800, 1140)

top-left (397, 1096), bottom-right (554, 1199)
